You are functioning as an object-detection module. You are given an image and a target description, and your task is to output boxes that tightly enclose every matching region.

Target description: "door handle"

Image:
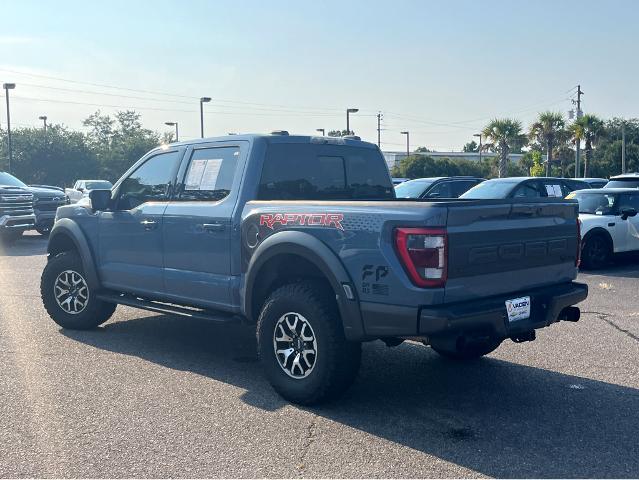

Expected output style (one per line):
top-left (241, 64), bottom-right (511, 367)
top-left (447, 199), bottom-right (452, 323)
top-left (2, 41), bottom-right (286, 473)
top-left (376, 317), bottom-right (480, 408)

top-left (140, 219), bottom-right (158, 230)
top-left (202, 222), bottom-right (225, 232)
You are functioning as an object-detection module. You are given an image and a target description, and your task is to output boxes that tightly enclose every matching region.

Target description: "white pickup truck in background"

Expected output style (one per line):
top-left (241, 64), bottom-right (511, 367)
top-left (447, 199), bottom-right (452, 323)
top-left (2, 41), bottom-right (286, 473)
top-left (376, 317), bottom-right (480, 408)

top-left (65, 179), bottom-right (113, 204)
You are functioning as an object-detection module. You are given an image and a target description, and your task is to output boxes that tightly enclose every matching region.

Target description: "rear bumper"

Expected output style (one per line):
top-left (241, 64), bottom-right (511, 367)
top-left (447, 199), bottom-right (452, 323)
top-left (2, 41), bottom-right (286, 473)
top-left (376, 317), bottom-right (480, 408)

top-left (360, 281), bottom-right (588, 339)
top-left (0, 214), bottom-right (36, 230)
top-left (419, 281), bottom-right (588, 338)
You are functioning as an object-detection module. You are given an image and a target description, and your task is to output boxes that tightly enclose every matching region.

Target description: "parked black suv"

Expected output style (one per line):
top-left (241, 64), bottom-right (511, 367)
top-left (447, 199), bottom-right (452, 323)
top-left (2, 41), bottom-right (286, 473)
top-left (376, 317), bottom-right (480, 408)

top-left (394, 176), bottom-right (484, 199)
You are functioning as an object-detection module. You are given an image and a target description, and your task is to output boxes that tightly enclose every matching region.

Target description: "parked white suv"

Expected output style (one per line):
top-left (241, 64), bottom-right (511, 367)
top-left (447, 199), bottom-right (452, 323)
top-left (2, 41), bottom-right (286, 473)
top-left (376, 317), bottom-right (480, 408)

top-left (567, 188), bottom-right (639, 269)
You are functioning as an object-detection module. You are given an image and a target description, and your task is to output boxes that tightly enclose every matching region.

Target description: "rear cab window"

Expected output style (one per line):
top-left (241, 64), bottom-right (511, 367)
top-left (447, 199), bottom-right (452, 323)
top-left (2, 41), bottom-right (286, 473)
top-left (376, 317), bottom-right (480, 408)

top-left (258, 142), bottom-right (394, 200)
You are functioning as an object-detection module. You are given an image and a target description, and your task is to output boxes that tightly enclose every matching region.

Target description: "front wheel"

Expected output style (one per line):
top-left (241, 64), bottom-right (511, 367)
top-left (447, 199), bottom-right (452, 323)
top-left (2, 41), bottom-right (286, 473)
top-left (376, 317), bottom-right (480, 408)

top-left (257, 281), bottom-right (361, 405)
top-left (41, 251), bottom-right (116, 329)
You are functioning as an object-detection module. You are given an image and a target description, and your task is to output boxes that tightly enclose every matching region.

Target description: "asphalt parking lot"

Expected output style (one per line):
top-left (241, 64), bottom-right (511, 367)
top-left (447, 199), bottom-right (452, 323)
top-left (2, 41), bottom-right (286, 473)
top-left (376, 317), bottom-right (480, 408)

top-left (0, 233), bottom-right (638, 478)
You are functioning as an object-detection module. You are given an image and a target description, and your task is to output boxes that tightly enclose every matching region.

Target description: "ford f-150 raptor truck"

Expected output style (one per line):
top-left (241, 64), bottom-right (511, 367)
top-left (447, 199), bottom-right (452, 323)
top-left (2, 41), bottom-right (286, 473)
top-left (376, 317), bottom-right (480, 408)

top-left (41, 133), bottom-right (588, 404)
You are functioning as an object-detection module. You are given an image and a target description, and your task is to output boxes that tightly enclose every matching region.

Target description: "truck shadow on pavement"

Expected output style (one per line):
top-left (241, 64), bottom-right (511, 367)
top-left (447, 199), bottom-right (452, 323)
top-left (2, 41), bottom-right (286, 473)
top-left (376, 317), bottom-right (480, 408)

top-left (0, 233), bottom-right (48, 257)
top-left (63, 313), bottom-right (639, 478)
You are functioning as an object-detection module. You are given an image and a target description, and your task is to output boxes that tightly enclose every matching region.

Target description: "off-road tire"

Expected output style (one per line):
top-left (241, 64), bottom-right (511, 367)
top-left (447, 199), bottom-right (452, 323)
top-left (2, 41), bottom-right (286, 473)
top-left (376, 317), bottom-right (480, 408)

top-left (41, 251), bottom-right (116, 329)
top-left (431, 337), bottom-right (503, 360)
top-left (581, 233), bottom-right (611, 270)
top-left (257, 280), bottom-right (361, 405)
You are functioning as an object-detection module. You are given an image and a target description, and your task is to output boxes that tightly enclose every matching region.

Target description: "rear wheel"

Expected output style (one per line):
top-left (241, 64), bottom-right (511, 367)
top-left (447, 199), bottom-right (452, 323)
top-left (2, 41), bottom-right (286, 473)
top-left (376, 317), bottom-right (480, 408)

top-left (581, 234), bottom-right (611, 270)
top-left (257, 280), bottom-right (361, 405)
top-left (431, 337), bottom-right (503, 360)
top-left (41, 251), bottom-right (116, 329)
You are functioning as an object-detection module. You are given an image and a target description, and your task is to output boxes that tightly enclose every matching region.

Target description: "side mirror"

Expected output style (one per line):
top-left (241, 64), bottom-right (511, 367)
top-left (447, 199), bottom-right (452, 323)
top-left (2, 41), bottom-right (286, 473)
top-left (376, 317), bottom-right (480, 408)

top-left (77, 187), bottom-right (84, 192)
top-left (620, 208), bottom-right (638, 220)
top-left (89, 189), bottom-right (112, 211)
top-left (428, 192), bottom-right (441, 198)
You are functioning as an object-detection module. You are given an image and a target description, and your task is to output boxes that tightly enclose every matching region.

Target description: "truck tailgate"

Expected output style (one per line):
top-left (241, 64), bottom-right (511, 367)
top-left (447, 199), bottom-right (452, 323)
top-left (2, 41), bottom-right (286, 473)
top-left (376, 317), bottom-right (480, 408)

top-left (444, 199), bottom-right (579, 303)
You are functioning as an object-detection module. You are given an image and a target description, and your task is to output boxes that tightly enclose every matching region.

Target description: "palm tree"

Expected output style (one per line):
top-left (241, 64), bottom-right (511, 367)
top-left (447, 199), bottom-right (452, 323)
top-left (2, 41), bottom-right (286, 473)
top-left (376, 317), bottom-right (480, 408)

top-left (570, 114), bottom-right (605, 177)
top-left (529, 111), bottom-right (566, 176)
top-left (482, 119), bottom-right (527, 178)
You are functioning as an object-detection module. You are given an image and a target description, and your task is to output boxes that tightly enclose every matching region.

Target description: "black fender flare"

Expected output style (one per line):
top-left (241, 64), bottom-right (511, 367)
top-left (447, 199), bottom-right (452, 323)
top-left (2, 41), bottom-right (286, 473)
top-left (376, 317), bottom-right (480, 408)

top-left (243, 230), bottom-right (365, 341)
top-left (47, 218), bottom-right (100, 289)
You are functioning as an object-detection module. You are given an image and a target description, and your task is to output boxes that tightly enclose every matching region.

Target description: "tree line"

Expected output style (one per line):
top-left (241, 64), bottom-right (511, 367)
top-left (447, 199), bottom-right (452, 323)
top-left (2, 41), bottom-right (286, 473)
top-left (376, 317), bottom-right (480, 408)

top-left (0, 110), bottom-right (170, 186)
top-left (0, 110), bottom-right (636, 186)
top-left (392, 113), bottom-right (638, 180)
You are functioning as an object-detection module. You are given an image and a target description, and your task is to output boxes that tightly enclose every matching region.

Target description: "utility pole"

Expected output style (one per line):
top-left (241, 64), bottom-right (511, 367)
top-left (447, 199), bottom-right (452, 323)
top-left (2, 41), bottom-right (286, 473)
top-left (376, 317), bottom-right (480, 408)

top-left (3, 83), bottom-right (16, 174)
top-left (622, 122), bottom-right (626, 174)
top-left (376, 112), bottom-right (383, 147)
top-left (401, 131), bottom-right (410, 158)
top-left (574, 85), bottom-right (583, 178)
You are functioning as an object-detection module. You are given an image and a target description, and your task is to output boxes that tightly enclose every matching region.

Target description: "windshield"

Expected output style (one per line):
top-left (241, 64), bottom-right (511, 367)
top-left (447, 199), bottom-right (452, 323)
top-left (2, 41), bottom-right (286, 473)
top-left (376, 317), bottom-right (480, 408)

top-left (605, 179), bottom-right (639, 188)
top-left (394, 179), bottom-right (435, 198)
top-left (85, 181), bottom-right (112, 190)
top-left (0, 172), bottom-right (27, 188)
top-left (460, 180), bottom-right (517, 199)
top-left (568, 191), bottom-right (618, 215)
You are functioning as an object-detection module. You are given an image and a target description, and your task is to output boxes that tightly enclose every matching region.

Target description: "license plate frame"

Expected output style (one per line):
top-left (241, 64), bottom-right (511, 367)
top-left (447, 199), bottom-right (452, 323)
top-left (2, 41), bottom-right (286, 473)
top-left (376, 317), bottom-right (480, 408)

top-left (505, 296), bottom-right (531, 323)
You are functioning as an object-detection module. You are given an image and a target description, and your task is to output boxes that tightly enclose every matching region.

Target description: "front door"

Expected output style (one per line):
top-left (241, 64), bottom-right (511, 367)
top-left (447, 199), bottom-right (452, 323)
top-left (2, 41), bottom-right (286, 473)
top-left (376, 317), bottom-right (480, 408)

top-left (97, 149), bottom-right (184, 296)
top-left (162, 143), bottom-right (245, 310)
top-left (617, 192), bottom-right (639, 252)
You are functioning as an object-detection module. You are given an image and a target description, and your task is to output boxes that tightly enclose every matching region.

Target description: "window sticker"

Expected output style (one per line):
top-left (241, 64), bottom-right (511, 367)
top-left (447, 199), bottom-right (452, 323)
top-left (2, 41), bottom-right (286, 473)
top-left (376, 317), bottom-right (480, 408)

top-left (185, 158), bottom-right (223, 190)
top-left (545, 184), bottom-right (562, 197)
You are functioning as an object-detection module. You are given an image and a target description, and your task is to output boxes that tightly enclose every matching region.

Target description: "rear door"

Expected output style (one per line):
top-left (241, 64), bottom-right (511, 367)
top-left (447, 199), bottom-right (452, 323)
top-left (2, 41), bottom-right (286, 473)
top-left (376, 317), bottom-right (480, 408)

top-left (161, 142), bottom-right (247, 310)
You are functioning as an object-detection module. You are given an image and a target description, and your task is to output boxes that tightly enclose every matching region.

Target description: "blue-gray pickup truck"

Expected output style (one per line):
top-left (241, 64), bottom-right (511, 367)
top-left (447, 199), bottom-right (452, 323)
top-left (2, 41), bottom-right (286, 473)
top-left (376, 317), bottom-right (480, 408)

top-left (40, 133), bottom-right (587, 404)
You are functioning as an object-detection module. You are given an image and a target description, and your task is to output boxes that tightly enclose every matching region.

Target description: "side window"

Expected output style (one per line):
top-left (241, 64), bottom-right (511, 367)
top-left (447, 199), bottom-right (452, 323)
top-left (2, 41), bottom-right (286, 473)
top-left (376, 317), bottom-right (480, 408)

top-left (618, 193), bottom-right (639, 211)
top-left (180, 146), bottom-right (240, 201)
top-left (117, 151), bottom-right (182, 210)
top-left (542, 182), bottom-right (564, 197)
top-left (427, 181), bottom-right (453, 198)
top-left (451, 180), bottom-right (477, 198)
top-left (513, 182), bottom-right (544, 198)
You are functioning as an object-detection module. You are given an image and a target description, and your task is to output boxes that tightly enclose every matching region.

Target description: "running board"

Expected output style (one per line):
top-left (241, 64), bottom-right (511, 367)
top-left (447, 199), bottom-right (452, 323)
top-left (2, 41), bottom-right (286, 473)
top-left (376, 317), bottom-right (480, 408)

top-left (96, 292), bottom-right (240, 323)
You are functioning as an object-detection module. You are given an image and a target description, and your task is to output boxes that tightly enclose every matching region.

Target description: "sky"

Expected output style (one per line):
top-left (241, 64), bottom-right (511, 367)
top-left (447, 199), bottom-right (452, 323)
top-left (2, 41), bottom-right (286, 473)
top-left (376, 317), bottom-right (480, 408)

top-left (0, 0), bottom-right (638, 152)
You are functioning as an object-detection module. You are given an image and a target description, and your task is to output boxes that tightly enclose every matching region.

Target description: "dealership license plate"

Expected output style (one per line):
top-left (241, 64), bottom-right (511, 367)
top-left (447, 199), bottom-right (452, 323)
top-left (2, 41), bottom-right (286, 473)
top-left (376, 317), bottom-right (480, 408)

top-left (505, 296), bottom-right (531, 322)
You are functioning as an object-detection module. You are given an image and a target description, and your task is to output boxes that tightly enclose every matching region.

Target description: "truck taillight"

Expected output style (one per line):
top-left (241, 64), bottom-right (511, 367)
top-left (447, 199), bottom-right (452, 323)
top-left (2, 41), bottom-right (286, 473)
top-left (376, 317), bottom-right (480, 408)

top-left (395, 228), bottom-right (447, 288)
top-left (576, 219), bottom-right (581, 267)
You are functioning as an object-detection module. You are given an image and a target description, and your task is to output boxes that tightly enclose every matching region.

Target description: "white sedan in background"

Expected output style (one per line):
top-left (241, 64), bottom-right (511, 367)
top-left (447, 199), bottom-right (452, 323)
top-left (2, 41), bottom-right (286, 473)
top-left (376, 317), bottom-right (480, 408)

top-left (567, 188), bottom-right (639, 269)
top-left (65, 179), bottom-right (112, 203)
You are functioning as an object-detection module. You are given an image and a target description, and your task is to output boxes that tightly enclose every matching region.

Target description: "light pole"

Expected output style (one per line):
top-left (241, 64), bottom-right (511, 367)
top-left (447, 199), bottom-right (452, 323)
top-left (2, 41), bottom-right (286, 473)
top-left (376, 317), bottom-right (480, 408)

top-left (473, 133), bottom-right (482, 163)
top-left (199, 97), bottom-right (211, 138)
top-left (39, 115), bottom-right (48, 133)
top-left (346, 108), bottom-right (358, 135)
top-left (3, 83), bottom-right (16, 174)
top-left (316, 128), bottom-right (325, 136)
top-left (401, 131), bottom-right (410, 158)
top-left (165, 122), bottom-right (179, 142)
